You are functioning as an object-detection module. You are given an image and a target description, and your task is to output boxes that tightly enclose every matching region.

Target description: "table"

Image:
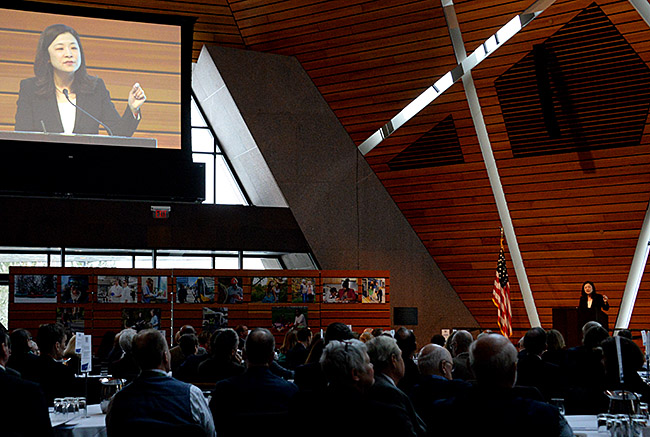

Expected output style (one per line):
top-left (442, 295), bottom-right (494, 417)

top-left (565, 415), bottom-right (609, 436)
top-left (51, 404), bottom-right (107, 437)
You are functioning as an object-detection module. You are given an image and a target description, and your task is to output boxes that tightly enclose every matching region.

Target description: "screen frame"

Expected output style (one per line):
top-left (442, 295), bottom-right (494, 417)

top-left (2, 1), bottom-right (196, 158)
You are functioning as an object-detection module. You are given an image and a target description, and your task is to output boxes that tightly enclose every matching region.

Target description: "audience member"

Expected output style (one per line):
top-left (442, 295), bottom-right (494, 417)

top-left (542, 329), bottom-right (568, 368)
top-left (95, 331), bottom-right (117, 366)
top-left (0, 329), bottom-right (53, 437)
top-left (515, 327), bottom-right (563, 401)
top-left (366, 335), bottom-right (427, 436)
top-left (106, 329), bottom-right (215, 436)
top-left (170, 325), bottom-right (197, 372)
top-left (449, 329), bottom-right (474, 381)
top-left (174, 333), bottom-right (207, 382)
top-left (63, 334), bottom-right (81, 373)
top-left (276, 328), bottom-right (297, 368)
top-left (34, 323), bottom-right (77, 405)
top-left (109, 328), bottom-right (140, 382)
top-left (430, 334), bottom-right (573, 437)
top-left (234, 325), bottom-right (248, 352)
top-left (395, 326), bottom-right (420, 394)
top-left (429, 334), bottom-right (446, 347)
top-left (410, 343), bottom-right (471, 428)
top-left (210, 328), bottom-right (298, 436)
top-left (601, 336), bottom-right (650, 402)
top-left (285, 327), bottom-right (311, 369)
top-left (6, 328), bottom-right (40, 380)
top-left (197, 328), bottom-right (245, 383)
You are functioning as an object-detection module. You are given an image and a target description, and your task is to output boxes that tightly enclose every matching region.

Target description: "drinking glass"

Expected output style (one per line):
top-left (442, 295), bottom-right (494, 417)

top-left (76, 397), bottom-right (87, 418)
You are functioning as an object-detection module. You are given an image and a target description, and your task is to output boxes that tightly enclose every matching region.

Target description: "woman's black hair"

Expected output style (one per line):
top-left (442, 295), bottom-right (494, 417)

top-left (581, 280), bottom-right (597, 298)
top-left (34, 24), bottom-right (96, 96)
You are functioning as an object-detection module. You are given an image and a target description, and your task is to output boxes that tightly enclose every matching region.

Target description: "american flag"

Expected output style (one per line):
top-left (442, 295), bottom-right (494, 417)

top-left (493, 241), bottom-right (512, 338)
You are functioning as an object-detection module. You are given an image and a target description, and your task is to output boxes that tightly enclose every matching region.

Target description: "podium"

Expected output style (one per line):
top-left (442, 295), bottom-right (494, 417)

top-left (552, 307), bottom-right (609, 348)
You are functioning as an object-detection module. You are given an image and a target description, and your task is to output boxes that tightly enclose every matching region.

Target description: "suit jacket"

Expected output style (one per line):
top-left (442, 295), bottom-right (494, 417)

top-left (516, 353), bottom-right (564, 401)
top-left (410, 374), bottom-right (471, 428)
top-left (33, 355), bottom-right (77, 405)
top-left (15, 77), bottom-right (139, 137)
top-left (210, 366), bottom-right (298, 436)
top-left (368, 373), bottom-right (427, 437)
top-left (0, 367), bottom-right (53, 437)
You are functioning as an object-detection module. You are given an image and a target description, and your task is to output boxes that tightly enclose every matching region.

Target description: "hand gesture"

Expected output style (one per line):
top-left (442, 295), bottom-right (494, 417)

top-left (603, 295), bottom-right (609, 303)
top-left (128, 82), bottom-right (146, 114)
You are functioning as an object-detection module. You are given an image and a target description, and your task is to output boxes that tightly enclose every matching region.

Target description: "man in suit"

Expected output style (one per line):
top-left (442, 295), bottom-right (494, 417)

top-left (33, 323), bottom-right (76, 405)
top-left (210, 328), bottom-right (298, 436)
top-left (410, 343), bottom-right (471, 428)
top-left (516, 327), bottom-right (563, 401)
top-left (449, 330), bottom-right (474, 381)
top-left (0, 329), bottom-right (53, 437)
top-left (366, 335), bottom-right (427, 436)
top-left (430, 334), bottom-right (573, 437)
top-left (106, 329), bottom-right (215, 437)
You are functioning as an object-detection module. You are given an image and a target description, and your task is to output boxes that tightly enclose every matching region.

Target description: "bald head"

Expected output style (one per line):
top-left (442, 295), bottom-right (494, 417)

top-left (450, 330), bottom-right (473, 357)
top-left (469, 334), bottom-right (517, 388)
top-left (417, 343), bottom-right (453, 379)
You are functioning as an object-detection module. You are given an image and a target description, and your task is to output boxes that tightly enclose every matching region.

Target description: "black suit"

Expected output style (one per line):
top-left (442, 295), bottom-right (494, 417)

top-left (410, 374), bottom-right (471, 429)
top-left (368, 373), bottom-right (427, 437)
top-left (516, 353), bottom-right (564, 401)
top-left (15, 77), bottom-right (140, 137)
top-left (32, 355), bottom-right (77, 406)
top-left (0, 367), bottom-right (53, 437)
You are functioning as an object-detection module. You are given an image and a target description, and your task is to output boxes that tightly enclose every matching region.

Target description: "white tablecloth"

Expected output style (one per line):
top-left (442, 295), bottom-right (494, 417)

top-left (565, 415), bottom-right (609, 436)
top-left (51, 404), bottom-right (107, 437)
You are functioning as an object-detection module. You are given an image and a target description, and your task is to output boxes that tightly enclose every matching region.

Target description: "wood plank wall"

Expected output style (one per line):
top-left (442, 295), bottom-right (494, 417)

top-left (19, 0), bottom-right (650, 342)
top-left (8, 267), bottom-right (390, 351)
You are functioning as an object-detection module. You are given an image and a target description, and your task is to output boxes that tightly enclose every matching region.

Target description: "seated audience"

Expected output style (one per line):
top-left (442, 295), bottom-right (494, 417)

top-left (106, 329), bottom-right (215, 437)
top-left (542, 329), bottom-right (568, 368)
top-left (291, 338), bottom-right (420, 437)
top-left (33, 323), bottom-right (77, 405)
top-left (410, 343), bottom-right (471, 427)
top-left (109, 328), bottom-right (140, 382)
top-left (170, 325), bottom-right (197, 372)
top-left (395, 326), bottom-right (420, 394)
top-left (601, 336), bottom-right (650, 402)
top-left (276, 328), bottom-right (297, 368)
top-left (0, 329), bottom-right (53, 437)
top-left (515, 327), bottom-right (563, 401)
top-left (210, 328), bottom-right (298, 437)
top-left (285, 327), bottom-right (311, 369)
top-left (197, 328), bottom-right (245, 383)
top-left (429, 334), bottom-right (446, 347)
top-left (430, 333), bottom-right (573, 437)
top-left (366, 335), bottom-right (427, 436)
top-left (449, 330), bottom-right (474, 381)
top-left (6, 328), bottom-right (40, 380)
top-left (174, 333), bottom-right (208, 382)
top-left (63, 334), bottom-right (81, 373)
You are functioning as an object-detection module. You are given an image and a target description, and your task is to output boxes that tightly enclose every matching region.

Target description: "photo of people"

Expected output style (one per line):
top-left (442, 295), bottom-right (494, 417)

top-left (202, 307), bottom-right (228, 333)
top-left (141, 276), bottom-right (168, 303)
top-left (361, 278), bottom-right (386, 304)
top-left (61, 275), bottom-right (90, 304)
top-left (251, 277), bottom-right (288, 303)
top-left (57, 307), bottom-right (85, 334)
top-left (322, 278), bottom-right (359, 303)
top-left (271, 306), bottom-right (308, 332)
top-left (291, 278), bottom-right (316, 303)
top-left (14, 274), bottom-right (57, 303)
top-left (218, 277), bottom-right (244, 304)
top-left (14, 24), bottom-right (146, 137)
top-left (97, 276), bottom-right (137, 303)
top-left (122, 308), bottom-right (161, 331)
top-left (176, 277), bottom-right (215, 304)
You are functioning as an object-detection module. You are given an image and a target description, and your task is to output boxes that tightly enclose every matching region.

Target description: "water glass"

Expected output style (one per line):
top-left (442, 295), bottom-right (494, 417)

top-left (76, 397), bottom-right (87, 418)
top-left (54, 398), bottom-right (64, 415)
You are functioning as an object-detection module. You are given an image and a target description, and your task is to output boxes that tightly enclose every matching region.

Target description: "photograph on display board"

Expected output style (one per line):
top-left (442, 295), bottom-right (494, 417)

top-left (176, 277), bottom-right (215, 304)
top-left (290, 278), bottom-right (316, 303)
top-left (122, 308), bottom-right (161, 330)
top-left (202, 307), bottom-right (228, 333)
top-left (271, 306), bottom-right (308, 332)
top-left (14, 274), bottom-right (57, 303)
top-left (57, 307), bottom-right (85, 334)
top-left (98, 276), bottom-right (137, 303)
top-left (322, 278), bottom-right (359, 303)
top-left (361, 278), bottom-right (386, 304)
top-left (141, 276), bottom-right (168, 303)
top-left (251, 277), bottom-right (288, 303)
top-left (61, 275), bottom-right (90, 304)
top-left (218, 276), bottom-right (244, 304)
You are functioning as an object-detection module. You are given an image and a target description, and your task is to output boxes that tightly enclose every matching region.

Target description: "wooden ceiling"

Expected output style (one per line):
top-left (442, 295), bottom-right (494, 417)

top-left (38, 0), bottom-right (650, 337)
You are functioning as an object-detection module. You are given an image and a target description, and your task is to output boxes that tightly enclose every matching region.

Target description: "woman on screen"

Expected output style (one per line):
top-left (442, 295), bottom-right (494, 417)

top-left (14, 24), bottom-right (146, 136)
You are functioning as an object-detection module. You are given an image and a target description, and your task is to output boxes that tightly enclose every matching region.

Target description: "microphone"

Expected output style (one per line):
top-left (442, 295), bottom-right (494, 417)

top-left (63, 89), bottom-right (113, 136)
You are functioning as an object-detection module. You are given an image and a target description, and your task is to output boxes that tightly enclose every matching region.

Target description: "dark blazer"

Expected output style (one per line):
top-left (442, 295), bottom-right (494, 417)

top-left (410, 374), bottom-right (471, 428)
top-left (0, 367), bottom-right (53, 437)
top-left (33, 355), bottom-right (77, 405)
top-left (516, 353), bottom-right (564, 401)
top-left (15, 77), bottom-right (139, 137)
top-left (368, 372), bottom-right (427, 437)
top-left (579, 293), bottom-right (609, 312)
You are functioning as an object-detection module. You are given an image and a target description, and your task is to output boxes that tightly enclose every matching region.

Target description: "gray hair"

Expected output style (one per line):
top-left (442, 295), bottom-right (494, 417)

top-left (417, 343), bottom-right (452, 376)
top-left (450, 330), bottom-right (473, 356)
top-left (118, 328), bottom-right (137, 353)
top-left (320, 339), bottom-right (368, 386)
top-left (366, 335), bottom-right (401, 372)
top-left (469, 334), bottom-right (517, 385)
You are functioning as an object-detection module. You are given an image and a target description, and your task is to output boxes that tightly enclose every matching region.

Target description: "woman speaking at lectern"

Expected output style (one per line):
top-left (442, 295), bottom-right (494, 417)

top-left (578, 280), bottom-right (610, 330)
top-left (14, 24), bottom-right (146, 136)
